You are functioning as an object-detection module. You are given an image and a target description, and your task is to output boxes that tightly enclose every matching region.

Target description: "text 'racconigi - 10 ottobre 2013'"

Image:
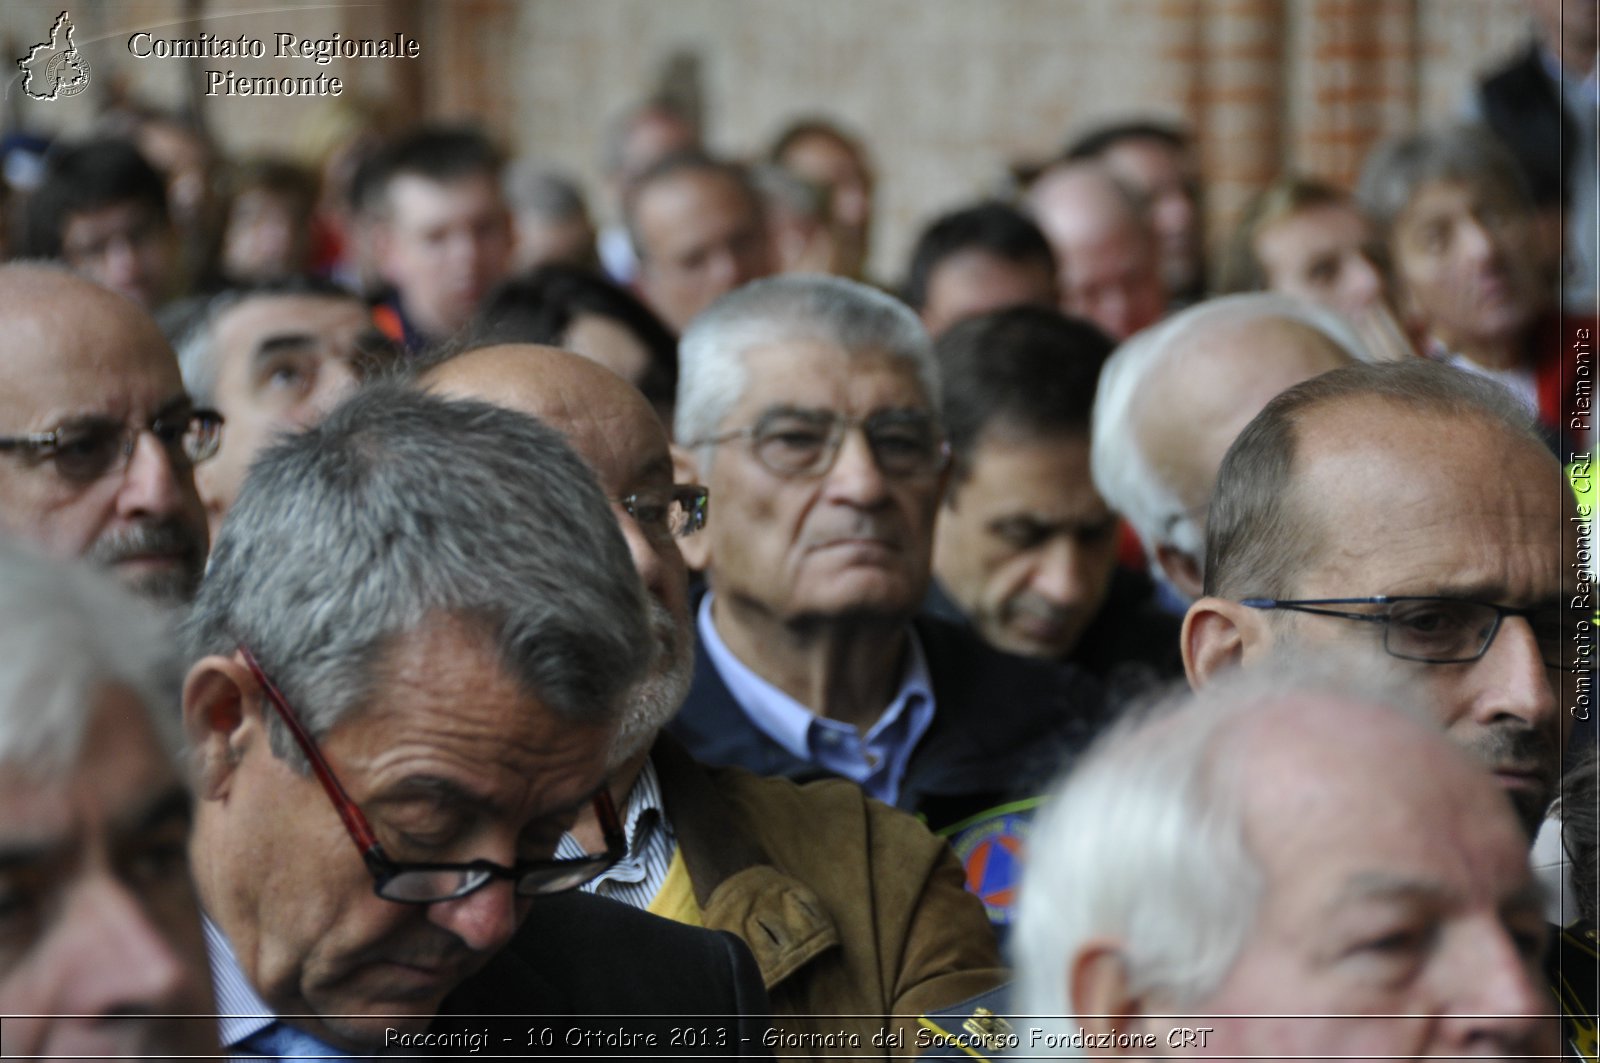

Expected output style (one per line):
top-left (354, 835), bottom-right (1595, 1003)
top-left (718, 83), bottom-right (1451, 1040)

top-left (127, 30), bottom-right (421, 98)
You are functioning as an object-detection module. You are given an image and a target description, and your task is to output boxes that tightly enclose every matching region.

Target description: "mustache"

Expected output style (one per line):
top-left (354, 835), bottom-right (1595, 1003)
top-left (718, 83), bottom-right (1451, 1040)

top-left (86, 519), bottom-right (204, 567)
top-left (803, 514), bottom-right (903, 547)
top-left (1471, 723), bottom-right (1558, 787)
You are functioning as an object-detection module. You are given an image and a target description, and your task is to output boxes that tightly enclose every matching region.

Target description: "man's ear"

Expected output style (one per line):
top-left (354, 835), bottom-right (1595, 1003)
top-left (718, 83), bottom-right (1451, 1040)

top-left (182, 653), bottom-right (262, 801)
top-left (1182, 596), bottom-right (1268, 689)
top-left (1070, 942), bottom-right (1173, 1055)
top-left (672, 442), bottom-right (713, 573)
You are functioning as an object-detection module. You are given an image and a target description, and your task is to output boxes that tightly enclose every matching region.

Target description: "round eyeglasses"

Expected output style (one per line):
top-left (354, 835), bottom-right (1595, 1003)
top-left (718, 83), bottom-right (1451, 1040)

top-left (237, 644), bottom-right (625, 904)
top-left (689, 408), bottom-right (949, 480)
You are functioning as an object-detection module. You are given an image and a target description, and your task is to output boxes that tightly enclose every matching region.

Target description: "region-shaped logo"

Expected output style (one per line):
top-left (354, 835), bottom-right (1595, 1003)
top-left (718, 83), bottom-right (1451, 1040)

top-left (18, 11), bottom-right (91, 102)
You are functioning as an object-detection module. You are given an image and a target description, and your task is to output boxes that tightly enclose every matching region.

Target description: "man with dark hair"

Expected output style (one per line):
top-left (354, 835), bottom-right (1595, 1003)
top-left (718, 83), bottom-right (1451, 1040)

top-left (626, 151), bottom-right (775, 333)
top-left (175, 276), bottom-right (398, 536)
top-left (903, 203), bottom-right (1057, 337)
top-left (21, 139), bottom-right (181, 310)
top-left (768, 117), bottom-right (876, 282)
top-left (369, 125), bottom-right (513, 351)
top-left (470, 265), bottom-right (678, 425)
top-left (1064, 120), bottom-right (1204, 305)
top-left (931, 307), bottom-right (1178, 688)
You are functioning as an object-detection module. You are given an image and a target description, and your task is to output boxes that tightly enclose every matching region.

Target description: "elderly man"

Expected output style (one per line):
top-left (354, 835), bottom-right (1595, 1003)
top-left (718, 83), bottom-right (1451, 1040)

top-left (930, 307), bottom-right (1178, 689)
top-left (419, 343), bottom-right (1004, 1055)
top-left (1024, 161), bottom-right (1166, 341)
top-left (181, 384), bottom-right (766, 1055)
top-left (369, 126), bottom-right (513, 351)
top-left (667, 275), bottom-right (1103, 837)
top-left (627, 152), bottom-right (776, 333)
top-left (903, 202), bottom-right (1058, 337)
top-left (0, 263), bottom-right (213, 603)
top-left (0, 539), bottom-right (217, 1060)
top-left (176, 277), bottom-right (397, 538)
top-left (991, 663), bottom-right (1554, 1061)
top-left (1090, 293), bottom-right (1363, 604)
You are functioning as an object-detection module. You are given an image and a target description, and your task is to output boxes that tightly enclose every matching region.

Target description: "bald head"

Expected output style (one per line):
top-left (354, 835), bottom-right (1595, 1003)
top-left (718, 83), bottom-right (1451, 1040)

top-left (420, 344), bottom-right (693, 766)
top-left (0, 264), bottom-right (208, 602)
top-left (1026, 162), bottom-right (1164, 339)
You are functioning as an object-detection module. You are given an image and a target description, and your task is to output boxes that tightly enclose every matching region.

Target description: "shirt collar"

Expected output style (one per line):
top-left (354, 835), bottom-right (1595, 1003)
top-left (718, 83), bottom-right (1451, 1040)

top-left (554, 757), bottom-right (673, 872)
top-left (697, 592), bottom-right (936, 802)
top-left (203, 914), bottom-right (277, 1049)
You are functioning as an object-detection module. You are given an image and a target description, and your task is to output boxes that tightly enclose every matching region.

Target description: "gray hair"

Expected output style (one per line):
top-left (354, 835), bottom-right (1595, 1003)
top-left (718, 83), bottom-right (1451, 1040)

top-left (1356, 124), bottom-right (1531, 232)
top-left (675, 273), bottom-right (939, 451)
top-left (1014, 657), bottom-right (1431, 1040)
top-left (503, 158), bottom-right (590, 221)
top-left (1090, 293), bottom-right (1368, 581)
top-left (0, 537), bottom-right (185, 775)
top-left (1205, 358), bottom-right (1548, 598)
top-left (182, 383), bottom-right (650, 770)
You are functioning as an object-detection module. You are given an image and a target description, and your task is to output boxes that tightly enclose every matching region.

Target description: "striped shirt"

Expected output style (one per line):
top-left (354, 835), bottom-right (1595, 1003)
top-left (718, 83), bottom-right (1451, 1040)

top-left (554, 756), bottom-right (677, 910)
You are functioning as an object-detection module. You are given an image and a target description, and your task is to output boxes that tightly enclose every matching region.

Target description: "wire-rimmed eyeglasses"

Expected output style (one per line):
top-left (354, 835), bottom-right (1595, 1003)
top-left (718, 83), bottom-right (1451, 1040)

top-left (237, 644), bottom-right (626, 904)
top-left (1238, 595), bottom-right (1585, 672)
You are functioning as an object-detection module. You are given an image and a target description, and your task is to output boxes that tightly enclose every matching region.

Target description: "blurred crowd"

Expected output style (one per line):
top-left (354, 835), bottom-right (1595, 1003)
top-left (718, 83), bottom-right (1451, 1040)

top-left (0, 1), bottom-right (1595, 1060)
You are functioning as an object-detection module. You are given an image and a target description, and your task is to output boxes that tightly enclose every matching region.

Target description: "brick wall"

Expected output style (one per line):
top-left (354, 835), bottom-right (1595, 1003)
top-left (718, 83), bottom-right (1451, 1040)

top-left (6, 0), bottom-right (1530, 282)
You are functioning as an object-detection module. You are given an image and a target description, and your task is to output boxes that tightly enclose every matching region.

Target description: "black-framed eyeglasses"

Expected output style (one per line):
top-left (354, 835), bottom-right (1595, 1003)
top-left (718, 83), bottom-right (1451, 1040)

top-left (616, 484), bottom-right (709, 541)
top-left (689, 407), bottom-right (950, 480)
top-left (237, 644), bottom-right (626, 904)
top-left (0, 407), bottom-right (223, 484)
top-left (1239, 596), bottom-right (1586, 672)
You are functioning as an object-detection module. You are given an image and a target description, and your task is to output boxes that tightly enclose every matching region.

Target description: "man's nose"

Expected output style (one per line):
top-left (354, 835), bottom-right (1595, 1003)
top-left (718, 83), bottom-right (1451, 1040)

top-left (60, 876), bottom-right (194, 1014)
top-left (427, 879), bottom-right (520, 954)
top-left (822, 427), bottom-right (890, 507)
top-left (1030, 537), bottom-right (1090, 608)
top-left (1469, 615), bottom-right (1559, 733)
top-left (1441, 920), bottom-right (1553, 1057)
top-left (115, 430), bottom-right (193, 521)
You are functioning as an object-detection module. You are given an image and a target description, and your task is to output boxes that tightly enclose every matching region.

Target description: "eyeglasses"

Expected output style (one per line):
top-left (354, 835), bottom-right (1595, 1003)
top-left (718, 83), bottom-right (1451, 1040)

top-left (236, 644), bottom-right (626, 904)
top-left (615, 484), bottom-right (709, 541)
top-left (1239, 596), bottom-right (1586, 672)
top-left (0, 408), bottom-right (223, 484)
top-left (689, 408), bottom-right (950, 480)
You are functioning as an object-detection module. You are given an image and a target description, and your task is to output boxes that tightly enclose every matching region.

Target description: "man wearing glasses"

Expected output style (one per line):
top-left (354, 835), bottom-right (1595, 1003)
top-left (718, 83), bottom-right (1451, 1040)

top-left (178, 385), bottom-right (762, 1055)
top-left (1180, 359), bottom-right (1591, 1055)
top-left (0, 263), bottom-right (215, 604)
top-left (667, 275), bottom-right (1103, 834)
top-left (419, 342), bottom-right (1005, 1052)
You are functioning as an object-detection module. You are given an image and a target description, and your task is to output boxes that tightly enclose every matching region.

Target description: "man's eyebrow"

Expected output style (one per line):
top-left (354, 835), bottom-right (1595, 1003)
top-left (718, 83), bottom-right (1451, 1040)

top-left (369, 774), bottom-right (492, 812)
top-left (250, 332), bottom-right (320, 363)
top-left (633, 453), bottom-right (674, 485)
top-left (1330, 872), bottom-right (1450, 908)
top-left (0, 837), bottom-right (61, 873)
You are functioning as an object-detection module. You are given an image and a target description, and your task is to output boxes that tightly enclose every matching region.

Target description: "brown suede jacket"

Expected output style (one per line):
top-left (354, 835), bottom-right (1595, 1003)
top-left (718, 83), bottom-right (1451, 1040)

top-left (652, 735), bottom-right (1009, 1059)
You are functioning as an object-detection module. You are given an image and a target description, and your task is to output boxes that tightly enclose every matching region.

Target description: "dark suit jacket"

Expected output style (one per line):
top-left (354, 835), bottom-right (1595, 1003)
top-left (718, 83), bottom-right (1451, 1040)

top-left (666, 601), bottom-right (1106, 833)
top-left (438, 891), bottom-right (773, 1058)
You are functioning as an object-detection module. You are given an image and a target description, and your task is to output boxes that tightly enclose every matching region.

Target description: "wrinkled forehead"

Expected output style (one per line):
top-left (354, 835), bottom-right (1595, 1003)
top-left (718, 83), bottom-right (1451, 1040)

top-left (729, 338), bottom-right (934, 420)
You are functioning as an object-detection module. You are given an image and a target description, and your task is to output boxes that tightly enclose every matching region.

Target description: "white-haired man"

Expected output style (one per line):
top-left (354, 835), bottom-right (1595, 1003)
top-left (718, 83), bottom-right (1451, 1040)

top-left (988, 662), bottom-right (1555, 1061)
top-left (1090, 293), bottom-right (1365, 604)
top-left (0, 538), bottom-right (218, 1060)
top-left (667, 275), bottom-right (1105, 842)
